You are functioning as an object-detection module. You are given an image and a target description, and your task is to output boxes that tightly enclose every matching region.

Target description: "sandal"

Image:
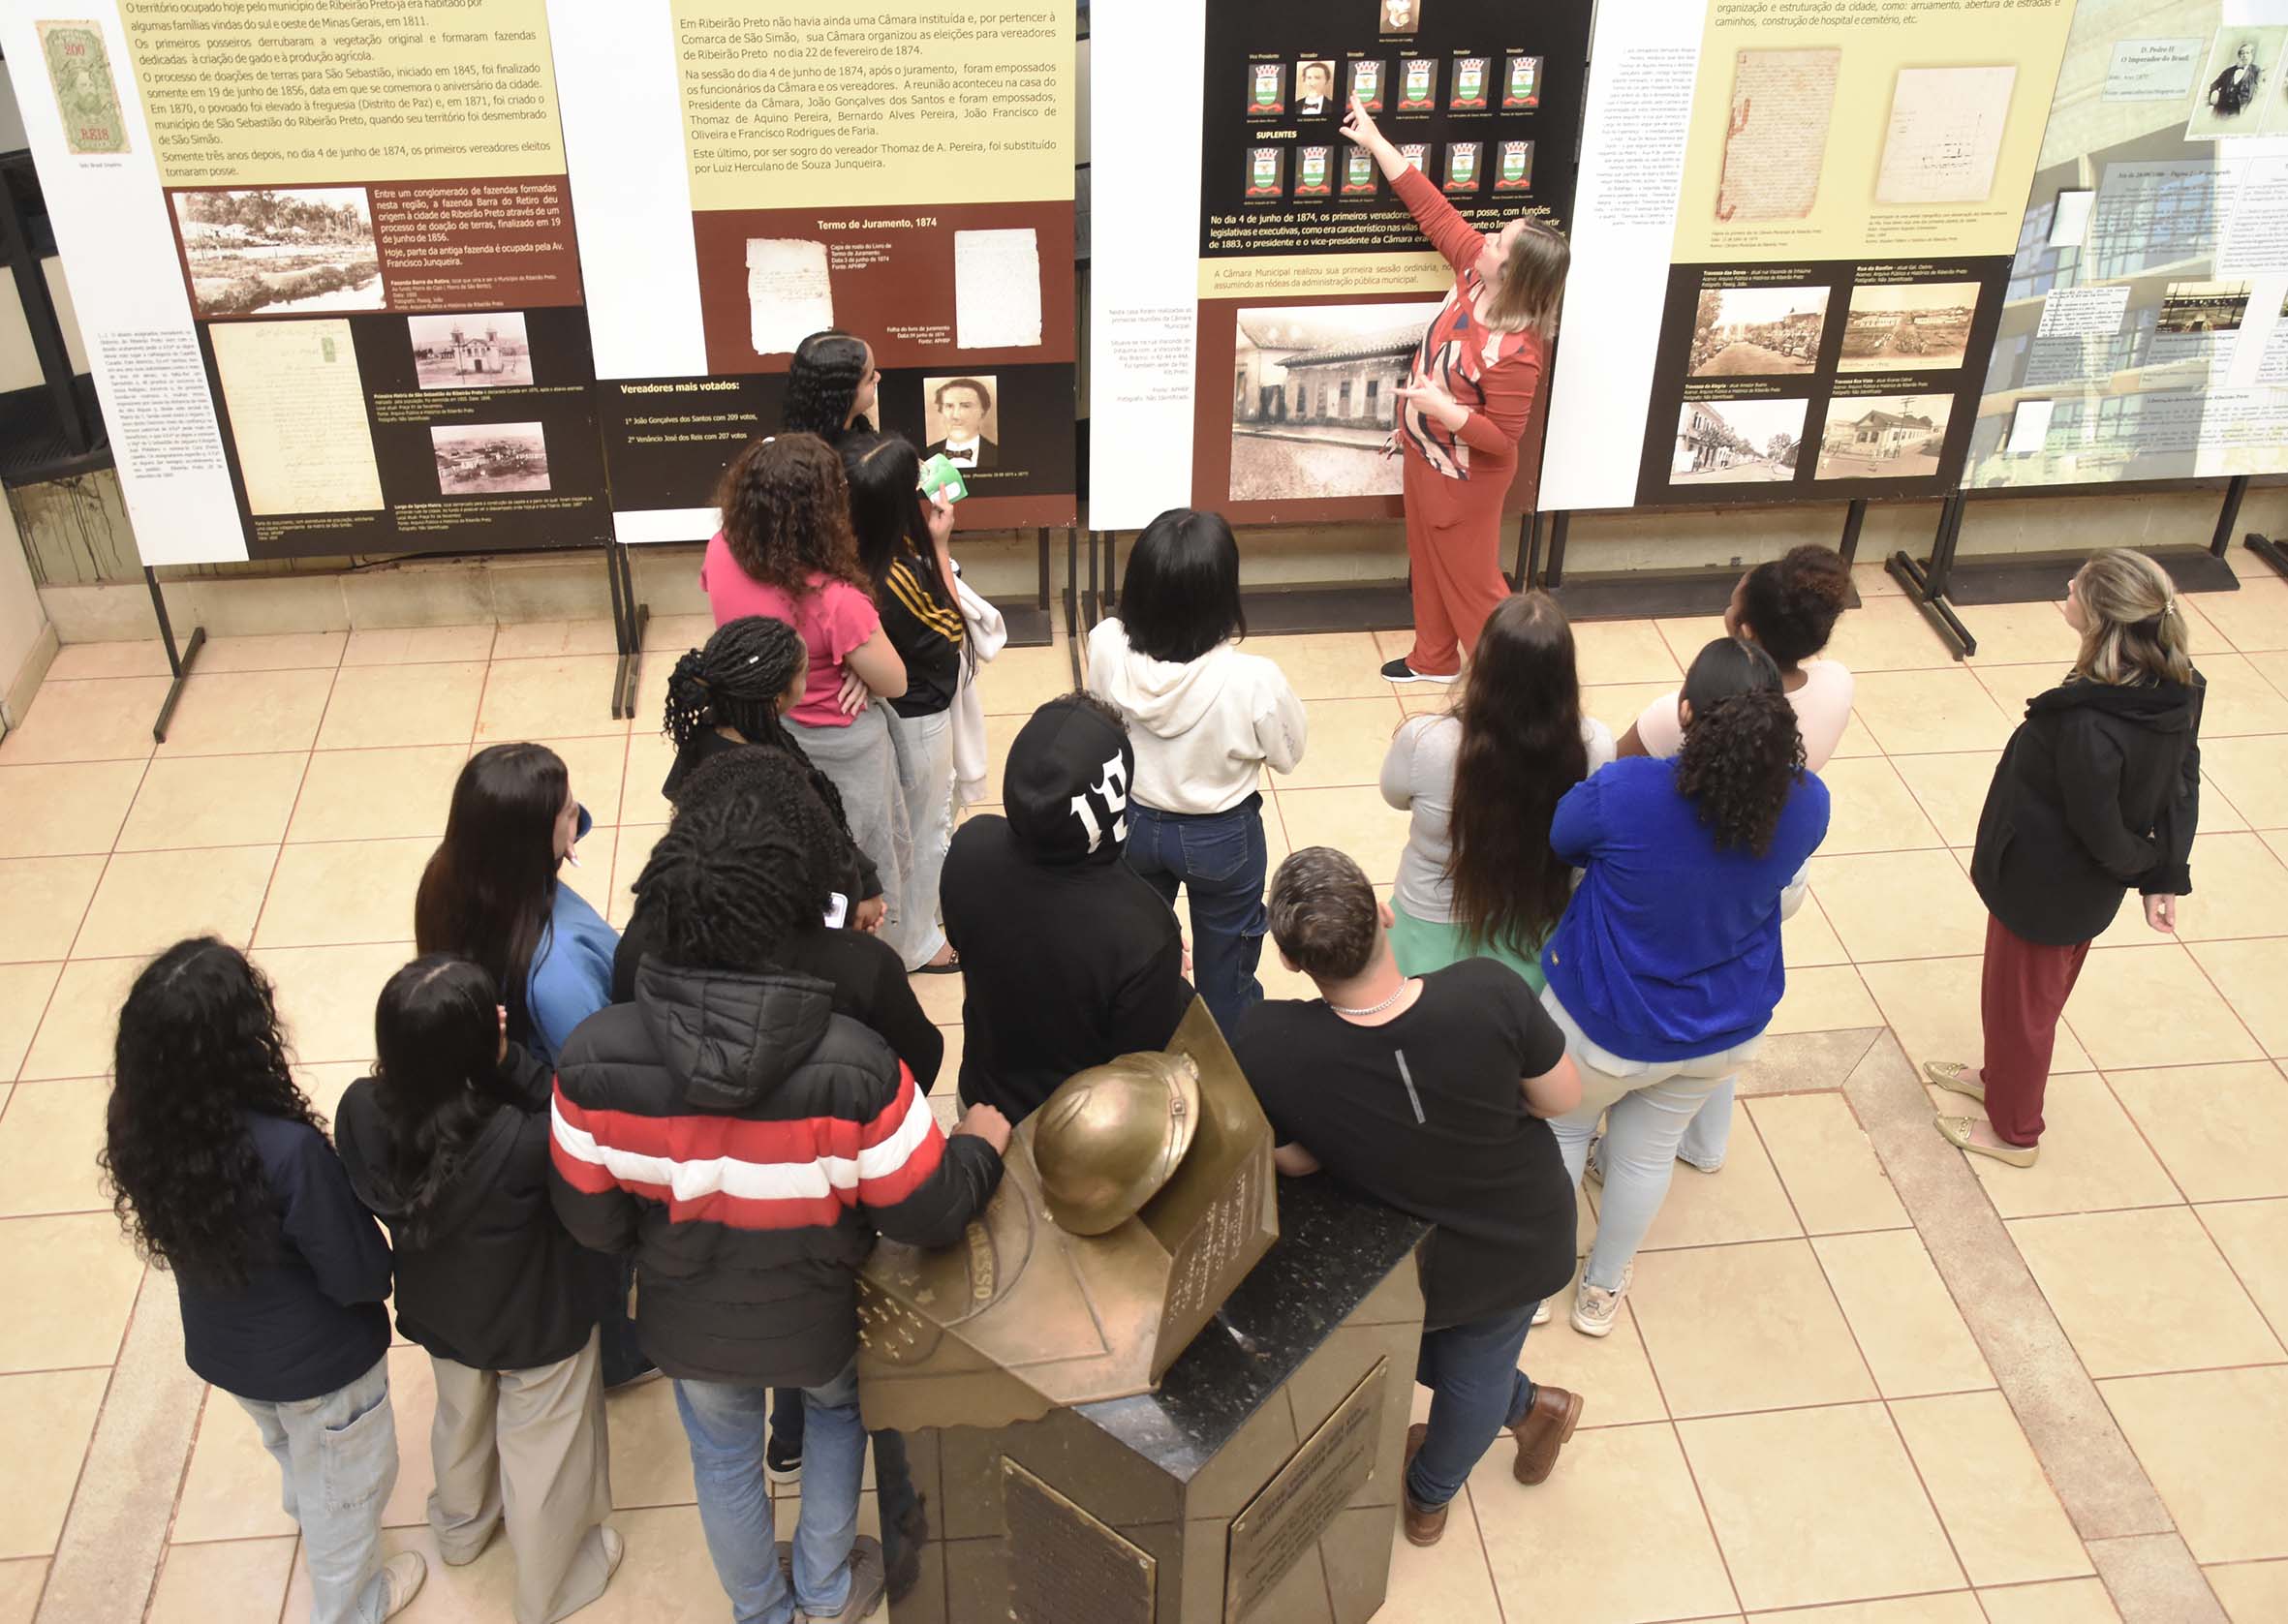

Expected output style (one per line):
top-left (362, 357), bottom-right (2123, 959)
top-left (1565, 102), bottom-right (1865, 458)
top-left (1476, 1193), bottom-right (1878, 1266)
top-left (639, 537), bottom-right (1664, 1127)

top-left (1935, 1114), bottom-right (2038, 1168)
top-left (1922, 1059), bottom-right (1986, 1105)
top-left (913, 949), bottom-right (962, 976)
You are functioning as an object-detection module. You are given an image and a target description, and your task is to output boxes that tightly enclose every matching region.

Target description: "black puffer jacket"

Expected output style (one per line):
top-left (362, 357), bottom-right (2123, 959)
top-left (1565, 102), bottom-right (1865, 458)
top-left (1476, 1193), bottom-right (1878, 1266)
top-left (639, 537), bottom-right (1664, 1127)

top-left (338, 1044), bottom-right (619, 1371)
top-left (1971, 673), bottom-right (2203, 946)
top-left (548, 960), bottom-right (1002, 1386)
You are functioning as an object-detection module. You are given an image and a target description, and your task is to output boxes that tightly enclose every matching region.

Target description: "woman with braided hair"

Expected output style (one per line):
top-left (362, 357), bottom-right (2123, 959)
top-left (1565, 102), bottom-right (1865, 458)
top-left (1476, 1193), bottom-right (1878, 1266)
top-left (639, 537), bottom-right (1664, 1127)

top-left (783, 329), bottom-right (880, 446)
top-left (660, 613), bottom-right (887, 935)
top-left (1536, 638), bottom-right (1830, 1336)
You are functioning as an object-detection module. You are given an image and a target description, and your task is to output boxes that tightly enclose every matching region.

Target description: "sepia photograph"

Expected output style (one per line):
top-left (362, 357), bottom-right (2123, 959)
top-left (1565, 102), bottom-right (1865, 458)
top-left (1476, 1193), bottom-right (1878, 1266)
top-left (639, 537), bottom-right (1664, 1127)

top-left (172, 186), bottom-right (382, 318)
top-left (1688, 286), bottom-right (1830, 377)
top-left (2157, 278), bottom-right (2251, 334)
top-left (431, 422), bottom-right (551, 496)
top-left (1839, 281), bottom-right (1980, 371)
top-left (922, 376), bottom-right (1002, 469)
top-left (1379, 0), bottom-right (1420, 35)
top-left (407, 313), bottom-right (532, 390)
top-left (1294, 59), bottom-right (1337, 116)
top-left (1229, 302), bottom-right (1439, 501)
top-left (2186, 28), bottom-right (2282, 138)
top-left (1670, 398), bottom-right (1808, 485)
top-left (1814, 394), bottom-right (1952, 479)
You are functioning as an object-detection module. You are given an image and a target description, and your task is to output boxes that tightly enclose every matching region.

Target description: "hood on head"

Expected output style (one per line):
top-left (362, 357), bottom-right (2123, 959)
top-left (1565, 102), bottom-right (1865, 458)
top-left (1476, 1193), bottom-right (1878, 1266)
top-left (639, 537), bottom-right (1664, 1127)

top-left (634, 959), bottom-right (836, 1110)
top-left (1004, 696), bottom-right (1135, 866)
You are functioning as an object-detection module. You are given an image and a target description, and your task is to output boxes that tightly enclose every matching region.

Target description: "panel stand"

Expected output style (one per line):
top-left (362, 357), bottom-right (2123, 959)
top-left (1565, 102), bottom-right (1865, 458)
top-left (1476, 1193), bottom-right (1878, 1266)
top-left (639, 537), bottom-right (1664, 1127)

top-left (2246, 533), bottom-right (2288, 581)
top-left (144, 567), bottom-right (206, 743)
top-left (606, 542), bottom-right (649, 721)
top-left (1536, 507), bottom-right (1862, 623)
top-left (1888, 491), bottom-right (1977, 659)
top-left (989, 528), bottom-right (1059, 653)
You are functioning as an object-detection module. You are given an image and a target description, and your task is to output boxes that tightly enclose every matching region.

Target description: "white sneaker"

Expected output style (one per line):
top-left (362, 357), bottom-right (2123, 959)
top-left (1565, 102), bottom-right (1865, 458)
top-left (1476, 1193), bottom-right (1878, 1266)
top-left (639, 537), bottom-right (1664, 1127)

top-left (379, 1552), bottom-right (428, 1619)
top-left (1570, 1264), bottom-right (1633, 1338)
top-left (600, 1526), bottom-right (626, 1582)
top-left (1532, 1301), bottom-right (1552, 1327)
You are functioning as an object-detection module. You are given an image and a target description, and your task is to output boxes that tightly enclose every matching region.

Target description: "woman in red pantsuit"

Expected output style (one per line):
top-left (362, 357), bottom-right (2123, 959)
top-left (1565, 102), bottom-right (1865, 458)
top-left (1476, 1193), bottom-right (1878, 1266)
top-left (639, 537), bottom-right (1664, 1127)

top-left (1340, 95), bottom-right (1571, 683)
top-left (1929, 550), bottom-right (2203, 1168)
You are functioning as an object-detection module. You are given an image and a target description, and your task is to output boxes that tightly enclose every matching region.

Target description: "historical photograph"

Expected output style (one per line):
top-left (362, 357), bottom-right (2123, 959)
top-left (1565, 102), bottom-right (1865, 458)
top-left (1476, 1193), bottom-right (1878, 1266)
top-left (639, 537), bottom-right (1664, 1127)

top-left (2157, 279), bottom-right (2251, 334)
top-left (923, 376), bottom-right (1001, 470)
top-left (1294, 59), bottom-right (1337, 116)
top-left (1379, 0), bottom-right (1420, 35)
top-left (431, 422), bottom-right (551, 496)
top-left (1716, 48), bottom-right (1840, 224)
top-left (1814, 394), bottom-right (1952, 479)
top-left (171, 186), bottom-right (382, 319)
top-left (1839, 281), bottom-right (1980, 371)
top-left (1669, 398), bottom-right (1808, 485)
top-left (407, 314), bottom-right (533, 390)
top-left (1688, 286), bottom-right (1830, 378)
top-left (1229, 302), bottom-right (1439, 502)
top-left (2186, 28), bottom-right (2281, 138)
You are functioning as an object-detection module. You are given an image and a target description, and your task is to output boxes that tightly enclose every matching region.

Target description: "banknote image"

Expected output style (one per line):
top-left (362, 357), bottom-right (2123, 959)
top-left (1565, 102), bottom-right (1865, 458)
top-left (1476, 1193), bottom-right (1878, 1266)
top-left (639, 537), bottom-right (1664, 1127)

top-left (38, 20), bottom-right (128, 155)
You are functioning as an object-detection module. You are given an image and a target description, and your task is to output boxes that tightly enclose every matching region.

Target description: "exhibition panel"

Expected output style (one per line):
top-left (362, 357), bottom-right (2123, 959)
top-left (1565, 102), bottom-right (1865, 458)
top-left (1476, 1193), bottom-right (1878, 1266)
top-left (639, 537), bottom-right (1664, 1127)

top-left (1543, 0), bottom-right (2079, 511)
top-left (1090, 0), bottom-right (1592, 533)
top-left (549, 0), bottom-right (1079, 538)
top-left (0, 0), bottom-right (613, 563)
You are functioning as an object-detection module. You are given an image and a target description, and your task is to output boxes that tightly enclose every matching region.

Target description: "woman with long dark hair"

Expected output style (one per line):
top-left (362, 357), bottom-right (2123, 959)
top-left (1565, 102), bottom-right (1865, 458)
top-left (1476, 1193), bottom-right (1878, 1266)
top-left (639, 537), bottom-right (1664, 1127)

top-left (1380, 591), bottom-right (1610, 986)
top-left (1087, 507), bottom-right (1307, 1033)
top-left (105, 937), bottom-right (424, 1624)
top-left (701, 434), bottom-right (920, 961)
top-left (783, 329), bottom-right (879, 445)
top-left (660, 613), bottom-right (885, 934)
top-left (1539, 639), bottom-right (1830, 1335)
top-left (844, 429), bottom-right (966, 970)
top-left (336, 957), bottom-right (622, 1624)
top-left (1930, 549), bottom-right (2202, 1168)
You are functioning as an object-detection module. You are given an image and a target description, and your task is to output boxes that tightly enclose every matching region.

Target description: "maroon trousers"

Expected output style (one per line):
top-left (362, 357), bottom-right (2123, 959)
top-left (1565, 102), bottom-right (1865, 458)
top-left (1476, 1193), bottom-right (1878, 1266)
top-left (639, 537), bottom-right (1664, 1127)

top-left (1979, 912), bottom-right (2091, 1147)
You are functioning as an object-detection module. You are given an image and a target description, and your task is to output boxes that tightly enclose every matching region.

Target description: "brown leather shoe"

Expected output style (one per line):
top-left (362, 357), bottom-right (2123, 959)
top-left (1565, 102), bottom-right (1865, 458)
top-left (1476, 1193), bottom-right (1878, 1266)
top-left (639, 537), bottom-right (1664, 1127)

top-left (1400, 1422), bottom-right (1447, 1546)
top-left (1510, 1385), bottom-right (1585, 1486)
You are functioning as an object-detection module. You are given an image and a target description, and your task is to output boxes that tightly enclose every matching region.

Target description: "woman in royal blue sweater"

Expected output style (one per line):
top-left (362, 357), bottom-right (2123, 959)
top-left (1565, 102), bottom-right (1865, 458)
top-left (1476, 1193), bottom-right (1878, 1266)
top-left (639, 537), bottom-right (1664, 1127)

top-left (1539, 638), bottom-right (1830, 1337)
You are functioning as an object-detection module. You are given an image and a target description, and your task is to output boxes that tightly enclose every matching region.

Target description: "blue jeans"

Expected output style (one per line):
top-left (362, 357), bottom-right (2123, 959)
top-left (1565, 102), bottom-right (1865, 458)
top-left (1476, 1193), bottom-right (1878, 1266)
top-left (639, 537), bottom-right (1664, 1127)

top-left (1409, 1302), bottom-right (1541, 1511)
top-left (768, 1394), bottom-right (922, 1574)
top-left (677, 1362), bottom-right (867, 1624)
top-left (1125, 797), bottom-right (1268, 1037)
top-left (233, 1354), bottom-right (399, 1624)
top-left (1676, 1077), bottom-right (1735, 1171)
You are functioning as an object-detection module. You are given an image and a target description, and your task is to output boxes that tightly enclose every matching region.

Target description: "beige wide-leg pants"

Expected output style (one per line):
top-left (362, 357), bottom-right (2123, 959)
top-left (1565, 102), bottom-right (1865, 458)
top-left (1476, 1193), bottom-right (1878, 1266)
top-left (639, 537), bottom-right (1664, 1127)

top-left (428, 1329), bottom-right (616, 1624)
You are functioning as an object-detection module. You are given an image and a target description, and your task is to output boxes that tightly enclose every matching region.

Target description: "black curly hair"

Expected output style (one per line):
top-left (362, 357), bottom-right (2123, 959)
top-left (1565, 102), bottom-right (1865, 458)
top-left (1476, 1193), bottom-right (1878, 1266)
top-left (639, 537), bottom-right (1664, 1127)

top-left (103, 937), bottom-right (325, 1290)
top-left (662, 615), bottom-right (859, 850)
top-left (1674, 637), bottom-right (1806, 857)
top-left (632, 752), bottom-right (839, 973)
top-left (1736, 545), bottom-right (1851, 667)
top-left (783, 329), bottom-right (871, 441)
top-left (370, 955), bottom-right (526, 1250)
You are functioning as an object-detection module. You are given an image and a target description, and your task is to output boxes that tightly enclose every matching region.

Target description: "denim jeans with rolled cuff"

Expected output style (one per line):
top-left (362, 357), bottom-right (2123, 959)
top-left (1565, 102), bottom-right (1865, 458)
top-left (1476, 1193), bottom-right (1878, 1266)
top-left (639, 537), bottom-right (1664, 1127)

top-left (1407, 1300), bottom-right (1541, 1511)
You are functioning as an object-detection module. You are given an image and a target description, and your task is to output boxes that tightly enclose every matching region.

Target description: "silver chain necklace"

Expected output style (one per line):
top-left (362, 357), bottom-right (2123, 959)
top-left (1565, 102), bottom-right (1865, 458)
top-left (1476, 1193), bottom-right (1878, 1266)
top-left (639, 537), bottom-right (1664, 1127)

top-left (1329, 979), bottom-right (1414, 1019)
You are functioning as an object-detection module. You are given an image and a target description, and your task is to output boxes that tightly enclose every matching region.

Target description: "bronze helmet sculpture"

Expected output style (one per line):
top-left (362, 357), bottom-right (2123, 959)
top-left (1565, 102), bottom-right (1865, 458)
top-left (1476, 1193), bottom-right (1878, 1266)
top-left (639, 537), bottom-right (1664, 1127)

top-left (1033, 1052), bottom-right (1204, 1236)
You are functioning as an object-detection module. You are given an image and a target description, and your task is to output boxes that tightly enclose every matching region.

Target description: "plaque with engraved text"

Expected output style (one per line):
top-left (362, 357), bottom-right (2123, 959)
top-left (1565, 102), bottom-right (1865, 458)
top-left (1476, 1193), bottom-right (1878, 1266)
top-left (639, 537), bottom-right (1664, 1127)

top-left (1223, 1357), bottom-right (1389, 1621)
top-left (1004, 1457), bottom-right (1157, 1624)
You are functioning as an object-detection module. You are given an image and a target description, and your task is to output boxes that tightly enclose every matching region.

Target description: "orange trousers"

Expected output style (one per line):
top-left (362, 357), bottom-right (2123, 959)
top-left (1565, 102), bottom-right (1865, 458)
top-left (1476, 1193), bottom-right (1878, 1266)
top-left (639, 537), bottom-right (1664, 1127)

top-left (1402, 448), bottom-right (1515, 676)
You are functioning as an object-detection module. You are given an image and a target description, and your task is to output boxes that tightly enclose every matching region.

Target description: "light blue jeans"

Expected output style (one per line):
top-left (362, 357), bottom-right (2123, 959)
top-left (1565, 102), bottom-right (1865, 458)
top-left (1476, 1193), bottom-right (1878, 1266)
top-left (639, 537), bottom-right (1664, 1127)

top-left (1677, 1078), bottom-right (1735, 1171)
top-left (676, 1361), bottom-right (867, 1624)
top-left (233, 1354), bottom-right (399, 1624)
top-left (1542, 989), bottom-right (1762, 1292)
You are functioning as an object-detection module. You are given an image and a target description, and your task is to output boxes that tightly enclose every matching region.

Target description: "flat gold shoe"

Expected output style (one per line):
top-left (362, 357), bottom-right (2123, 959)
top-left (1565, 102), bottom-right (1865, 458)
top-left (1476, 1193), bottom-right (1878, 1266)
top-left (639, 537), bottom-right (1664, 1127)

top-left (1922, 1060), bottom-right (1986, 1104)
top-left (1935, 1114), bottom-right (2037, 1168)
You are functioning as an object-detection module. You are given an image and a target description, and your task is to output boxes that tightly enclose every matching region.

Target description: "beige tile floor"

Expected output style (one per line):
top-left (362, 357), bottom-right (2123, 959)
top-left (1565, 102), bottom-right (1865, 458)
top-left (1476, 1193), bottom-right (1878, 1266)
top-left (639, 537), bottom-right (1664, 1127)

top-left (2, 566), bottom-right (2286, 1621)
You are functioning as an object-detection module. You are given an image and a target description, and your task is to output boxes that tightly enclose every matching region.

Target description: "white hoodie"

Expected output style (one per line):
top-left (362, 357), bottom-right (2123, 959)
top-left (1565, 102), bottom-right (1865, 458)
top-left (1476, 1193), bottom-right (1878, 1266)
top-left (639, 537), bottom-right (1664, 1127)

top-left (1086, 619), bottom-right (1308, 814)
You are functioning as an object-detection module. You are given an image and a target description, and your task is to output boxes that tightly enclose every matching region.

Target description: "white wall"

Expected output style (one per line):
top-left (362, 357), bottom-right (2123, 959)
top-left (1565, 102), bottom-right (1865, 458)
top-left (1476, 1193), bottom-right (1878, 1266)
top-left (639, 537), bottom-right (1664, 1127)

top-left (0, 495), bottom-right (54, 726)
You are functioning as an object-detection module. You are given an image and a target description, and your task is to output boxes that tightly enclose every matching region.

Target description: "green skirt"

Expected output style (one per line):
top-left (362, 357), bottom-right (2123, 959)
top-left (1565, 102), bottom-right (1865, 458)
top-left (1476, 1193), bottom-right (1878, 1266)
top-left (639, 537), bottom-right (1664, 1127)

top-left (1387, 900), bottom-right (1547, 992)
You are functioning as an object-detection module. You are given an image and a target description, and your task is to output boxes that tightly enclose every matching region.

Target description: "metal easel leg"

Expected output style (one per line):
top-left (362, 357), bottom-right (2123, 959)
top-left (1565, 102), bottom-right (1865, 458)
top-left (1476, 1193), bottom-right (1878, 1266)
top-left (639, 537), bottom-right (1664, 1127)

top-left (145, 567), bottom-right (205, 744)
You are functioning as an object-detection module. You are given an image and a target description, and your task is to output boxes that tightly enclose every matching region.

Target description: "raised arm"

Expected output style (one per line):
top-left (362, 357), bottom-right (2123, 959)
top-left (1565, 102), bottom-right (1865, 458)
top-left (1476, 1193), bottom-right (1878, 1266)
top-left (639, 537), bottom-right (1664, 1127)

top-left (1343, 96), bottom-right (1487, 274)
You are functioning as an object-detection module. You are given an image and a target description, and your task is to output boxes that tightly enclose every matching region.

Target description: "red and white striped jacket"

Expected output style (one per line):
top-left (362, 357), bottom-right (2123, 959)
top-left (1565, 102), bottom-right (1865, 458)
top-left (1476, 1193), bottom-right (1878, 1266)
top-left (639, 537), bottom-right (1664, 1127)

top-left (547, 962), bottom-right (1003, 1387)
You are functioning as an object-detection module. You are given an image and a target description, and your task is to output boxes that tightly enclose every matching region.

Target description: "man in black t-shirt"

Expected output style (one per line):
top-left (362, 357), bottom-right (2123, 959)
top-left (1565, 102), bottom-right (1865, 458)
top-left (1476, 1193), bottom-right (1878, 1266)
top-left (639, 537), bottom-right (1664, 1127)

top-left (942, 694), bottom-right (1195, 1122)
top-left (1230, 847), bottom-right (1585, 1547)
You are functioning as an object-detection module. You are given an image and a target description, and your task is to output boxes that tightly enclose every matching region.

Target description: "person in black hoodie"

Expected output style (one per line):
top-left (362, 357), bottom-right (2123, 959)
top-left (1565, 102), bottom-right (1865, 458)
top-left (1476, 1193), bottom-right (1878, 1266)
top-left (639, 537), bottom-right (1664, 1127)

top-left (336, 956), bottom-right (622, 1624)
top-left (940, 691), bottom-right (1197, 1122)
top-left (1931, 549), bottom-right (2203, 1167)
top-left (550, 798), bottom-right (1010, 1624)
top-left (103, 937), bottom-right (425, 1624)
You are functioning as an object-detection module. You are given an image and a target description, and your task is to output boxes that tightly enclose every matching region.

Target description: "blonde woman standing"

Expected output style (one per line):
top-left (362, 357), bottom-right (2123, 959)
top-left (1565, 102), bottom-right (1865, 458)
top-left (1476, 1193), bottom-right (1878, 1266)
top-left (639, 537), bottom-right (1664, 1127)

top-left (1932, 550), bottom-right (2203, 1168)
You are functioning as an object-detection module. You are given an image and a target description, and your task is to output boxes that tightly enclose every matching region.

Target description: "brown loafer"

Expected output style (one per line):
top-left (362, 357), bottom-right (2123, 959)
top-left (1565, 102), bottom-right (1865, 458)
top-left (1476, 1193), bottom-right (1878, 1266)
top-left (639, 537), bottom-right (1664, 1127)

top-left (1510, 1385), bottom-right (1585, 1486)
top-left (1400, 1422), bottom-right (1447, 1547)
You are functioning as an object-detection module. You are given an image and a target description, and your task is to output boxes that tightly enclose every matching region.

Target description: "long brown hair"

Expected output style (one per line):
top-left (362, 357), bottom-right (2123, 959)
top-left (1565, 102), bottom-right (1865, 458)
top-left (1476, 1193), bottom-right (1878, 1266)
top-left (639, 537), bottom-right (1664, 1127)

top-left (413, 743), bottom-right (567, 1045)
top-left (1483, 219), bottom-right (1570, 338)
top-left (716, 433), bottom-right (862, 595)
top-left (1446, 593), bottom-right (1590, 957)
top-left (2073, 549), bottom-right (2195, 688)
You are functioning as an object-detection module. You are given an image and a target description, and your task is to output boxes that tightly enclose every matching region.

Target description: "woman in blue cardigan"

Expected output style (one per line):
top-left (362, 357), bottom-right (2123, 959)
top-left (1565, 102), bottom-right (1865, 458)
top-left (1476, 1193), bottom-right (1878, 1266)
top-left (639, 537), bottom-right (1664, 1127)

top-left (1539, 639), bottom-right (1830, 1337)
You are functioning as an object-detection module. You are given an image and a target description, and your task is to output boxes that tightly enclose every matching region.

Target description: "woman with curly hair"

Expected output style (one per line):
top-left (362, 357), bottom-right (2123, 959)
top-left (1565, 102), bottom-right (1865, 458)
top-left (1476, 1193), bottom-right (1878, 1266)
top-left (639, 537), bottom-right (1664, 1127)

top-left (1538, 638), bottom-right (1829, 1335)
top-left (105, 937), bottom-right (426, 1624)
top-left (782, 329), bottom-right (879, 445)
top-left (1380, 590), bottom-right (1611, 988)
top-left (1612, 543), bottom-right (1854, 1175)
top-left (701, 433), bottom-right (918, 961)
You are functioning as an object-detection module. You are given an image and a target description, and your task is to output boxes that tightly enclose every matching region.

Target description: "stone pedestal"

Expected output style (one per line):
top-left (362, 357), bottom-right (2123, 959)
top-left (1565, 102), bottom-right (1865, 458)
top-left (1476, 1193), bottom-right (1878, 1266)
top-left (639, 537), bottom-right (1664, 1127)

top-left (884, 1177), bottom-right (1430, 1624)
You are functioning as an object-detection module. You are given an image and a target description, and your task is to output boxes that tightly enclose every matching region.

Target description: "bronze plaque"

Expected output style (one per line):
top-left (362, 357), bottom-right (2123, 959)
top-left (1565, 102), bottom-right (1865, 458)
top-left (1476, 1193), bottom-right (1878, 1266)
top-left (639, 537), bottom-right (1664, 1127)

top-left (1223, 1358), bottom-right (1389, 1622)
top-left (1003, 1456), bottom-right (1157, 1624)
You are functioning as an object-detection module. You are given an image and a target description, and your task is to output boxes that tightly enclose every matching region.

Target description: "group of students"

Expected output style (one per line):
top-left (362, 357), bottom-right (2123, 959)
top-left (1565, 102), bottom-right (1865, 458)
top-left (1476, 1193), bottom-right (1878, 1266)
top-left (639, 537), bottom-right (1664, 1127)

top-left (94, 378), bottom-right (2206, 1621)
